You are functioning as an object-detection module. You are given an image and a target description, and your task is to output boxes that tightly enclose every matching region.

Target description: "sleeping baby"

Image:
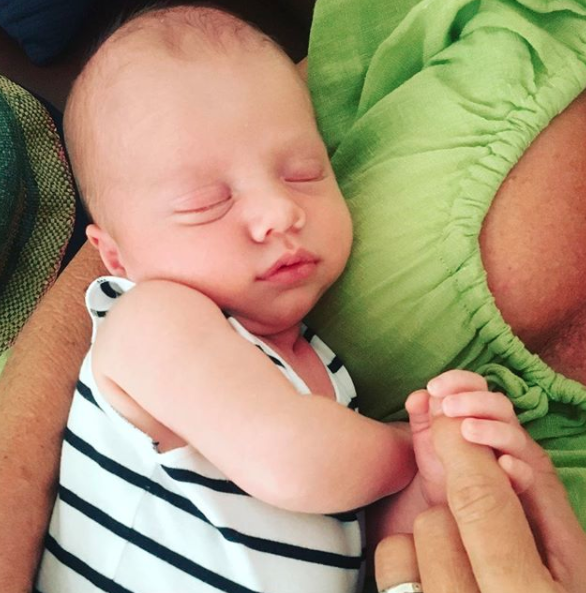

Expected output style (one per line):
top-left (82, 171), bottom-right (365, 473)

top-left (35, 5), bottom-right (537, 592)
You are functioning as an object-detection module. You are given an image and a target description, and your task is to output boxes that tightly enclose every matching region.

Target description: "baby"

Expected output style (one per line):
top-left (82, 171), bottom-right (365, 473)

top-left (35, 6), bottom-right (534, 593)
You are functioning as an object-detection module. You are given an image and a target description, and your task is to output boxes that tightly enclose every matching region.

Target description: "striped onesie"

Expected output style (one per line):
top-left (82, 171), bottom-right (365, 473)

top-left (36, 277), bottom-right (365, 593)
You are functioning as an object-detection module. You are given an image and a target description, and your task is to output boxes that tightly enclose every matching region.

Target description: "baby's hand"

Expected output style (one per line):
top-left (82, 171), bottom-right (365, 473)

top-left (406, 370), bottom-right (533, 506)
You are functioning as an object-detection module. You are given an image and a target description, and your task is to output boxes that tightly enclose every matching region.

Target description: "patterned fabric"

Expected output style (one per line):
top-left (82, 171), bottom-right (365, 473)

top-left (36, 277), bottom-right (364, 593)
top-left (0, 75), bottom-right (75, 354)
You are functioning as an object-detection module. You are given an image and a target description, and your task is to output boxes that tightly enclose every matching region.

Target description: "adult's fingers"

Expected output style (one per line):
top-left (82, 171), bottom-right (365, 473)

top-left (376, 507), bottom-right (481, 593)
top-left (515, 442), bottom-right (586, 593)
top-left (431, 416), bottom-right (558, 593)
top-left (497, 455), bottom-right (534, 494)
top-left (413, 505), bottom-right (480, 593)
top-left (375, 533), bottom-right (419, 592)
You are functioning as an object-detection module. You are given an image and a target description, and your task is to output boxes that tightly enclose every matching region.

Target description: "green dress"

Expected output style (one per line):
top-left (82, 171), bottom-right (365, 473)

top-left (307, 0), bottom-right (586, 526)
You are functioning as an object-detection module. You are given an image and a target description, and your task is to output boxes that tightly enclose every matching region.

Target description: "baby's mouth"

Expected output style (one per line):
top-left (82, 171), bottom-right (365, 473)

top-left (258, 249), bottom-right (319, 282)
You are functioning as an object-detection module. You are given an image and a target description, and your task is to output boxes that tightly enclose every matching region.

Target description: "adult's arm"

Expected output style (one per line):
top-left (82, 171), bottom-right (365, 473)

top-left (375, 416), bottom-right (586, 593)
top-left (0, 242), bottom-right (105, 592)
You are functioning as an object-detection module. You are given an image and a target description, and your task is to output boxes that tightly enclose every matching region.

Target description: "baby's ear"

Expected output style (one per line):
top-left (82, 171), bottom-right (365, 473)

top-left (86, 224), bottom-right (127, 277)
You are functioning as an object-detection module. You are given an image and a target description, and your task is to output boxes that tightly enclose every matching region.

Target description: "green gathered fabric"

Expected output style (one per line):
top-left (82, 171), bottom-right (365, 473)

top-left (307, 0), bottom-right (586, 526)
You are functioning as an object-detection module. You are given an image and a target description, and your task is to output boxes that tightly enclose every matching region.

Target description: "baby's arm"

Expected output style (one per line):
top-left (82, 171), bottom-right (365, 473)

top-left (369, 371), bottom-right (536, 541)
top-left (92, 280), bottom-right (415, 514)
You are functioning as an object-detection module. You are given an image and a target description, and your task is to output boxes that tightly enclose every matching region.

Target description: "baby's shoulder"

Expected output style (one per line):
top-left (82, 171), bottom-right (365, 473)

top-left (92, 279), bottom-right (228, 359)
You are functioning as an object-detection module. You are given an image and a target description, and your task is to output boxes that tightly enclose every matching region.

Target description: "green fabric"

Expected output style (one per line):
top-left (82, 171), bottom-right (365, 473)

top-left (0, 75), bottom-right (75, 353)
top-left (0, 90), bottom-right (40, 289)
top-left (0, 348), bottom-right (10, 376)
top-left (307, 0), bottom-right (586, 527)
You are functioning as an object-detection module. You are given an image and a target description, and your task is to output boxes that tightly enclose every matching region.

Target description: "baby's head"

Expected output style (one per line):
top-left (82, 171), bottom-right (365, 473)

top-left (65, 5), bottom-right (352, 334)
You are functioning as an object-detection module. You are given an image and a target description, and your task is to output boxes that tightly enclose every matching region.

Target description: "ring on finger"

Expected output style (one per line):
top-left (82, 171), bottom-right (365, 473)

top-left (379, 583), bottom-right (423, 593)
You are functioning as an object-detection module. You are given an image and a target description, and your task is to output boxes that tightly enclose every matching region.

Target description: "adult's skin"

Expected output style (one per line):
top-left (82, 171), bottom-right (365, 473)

top-left (2, 48), bottom-right (586, 593)
top-left (375, 416), bottom-right (586, 593)
top-left (0, 243), bottom-right (106, 592)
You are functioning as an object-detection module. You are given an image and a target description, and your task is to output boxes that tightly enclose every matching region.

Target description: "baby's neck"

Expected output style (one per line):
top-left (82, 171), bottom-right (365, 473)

top-left (260, 323), bottom-right (337, 399)
top-left (259, 324), bottom-right (305, 359)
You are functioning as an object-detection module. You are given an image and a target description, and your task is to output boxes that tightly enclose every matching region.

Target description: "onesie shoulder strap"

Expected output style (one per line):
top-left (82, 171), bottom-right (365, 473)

top-left (85, 276), bottom-right (135, 343)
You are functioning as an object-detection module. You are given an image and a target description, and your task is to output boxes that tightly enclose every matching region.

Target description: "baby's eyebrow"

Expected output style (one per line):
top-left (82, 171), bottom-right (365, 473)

top-left (280, 139), bottom-right (325, 155)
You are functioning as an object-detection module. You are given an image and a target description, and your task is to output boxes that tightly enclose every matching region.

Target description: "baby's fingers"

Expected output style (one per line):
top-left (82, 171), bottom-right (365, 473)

top-left (405, 390), bottom-right (431, 435)
top-left (441, 391), bottom-right (517, 423)
top-left (427, 370), bottom-right (487, 397)
top-left (460, 419), bottom-right (534, 493)
top-left (498, 454), bottom-right (534, 494)
top-left (461, 418), bottom-right (528, 459)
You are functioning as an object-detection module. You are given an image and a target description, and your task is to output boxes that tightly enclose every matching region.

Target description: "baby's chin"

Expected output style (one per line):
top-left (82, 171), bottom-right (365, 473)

top-left (227, 305), bottom-right (314, 338)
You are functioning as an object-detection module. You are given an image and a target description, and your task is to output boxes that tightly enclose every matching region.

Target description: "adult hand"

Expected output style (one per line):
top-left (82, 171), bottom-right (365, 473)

top-left (405, 370), bottom-right (535, 507)
top-left (375, 415), bottom-right (586, 593)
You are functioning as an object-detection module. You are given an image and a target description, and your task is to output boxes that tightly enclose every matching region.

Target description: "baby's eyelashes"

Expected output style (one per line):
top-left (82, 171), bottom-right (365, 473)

top-left (281, 159), bottom-right (326, 184)
top-left (172, 186), bottom-right (233, 224)
top-left (284, 172), bottom-right (325, 183)
top-left (174, 200), bottom-right (233, 225)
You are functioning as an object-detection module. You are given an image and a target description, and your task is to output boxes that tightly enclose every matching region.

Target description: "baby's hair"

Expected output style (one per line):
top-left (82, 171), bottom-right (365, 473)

top-left (92, 2), bottom-right (280, 65)
top-left (65, 2), bottom-right (286, 224)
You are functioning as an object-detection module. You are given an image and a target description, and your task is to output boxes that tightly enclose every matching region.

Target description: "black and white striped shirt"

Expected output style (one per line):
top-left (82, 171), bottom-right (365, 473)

top-left (36, 277), bottom-right (364, 593)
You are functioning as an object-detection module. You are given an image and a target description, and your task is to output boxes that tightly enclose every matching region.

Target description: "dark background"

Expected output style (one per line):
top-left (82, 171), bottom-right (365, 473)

top-left (0, 0), bottom-right (316, 111)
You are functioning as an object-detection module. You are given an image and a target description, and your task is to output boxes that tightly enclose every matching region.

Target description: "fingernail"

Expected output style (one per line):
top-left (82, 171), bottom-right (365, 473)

top-left (427, 376), bottom-right (443, 396)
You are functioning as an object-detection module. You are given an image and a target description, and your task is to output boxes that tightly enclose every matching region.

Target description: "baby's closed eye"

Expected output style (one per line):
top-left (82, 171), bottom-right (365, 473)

top-left (172, 185), bottom-right (233, 224)
top-left (282, 158), bottom-right (326, 183)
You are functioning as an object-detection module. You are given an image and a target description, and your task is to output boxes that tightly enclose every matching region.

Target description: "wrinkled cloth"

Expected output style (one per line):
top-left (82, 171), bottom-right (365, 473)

top-left (307, 0), bottom-right (586, 526)
top-left (0, 76), bottom-right (75, 354)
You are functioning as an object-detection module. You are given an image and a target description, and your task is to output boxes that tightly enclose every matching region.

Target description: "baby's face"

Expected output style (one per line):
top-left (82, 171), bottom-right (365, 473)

top-left (91, 47), bottom-right (352, 335)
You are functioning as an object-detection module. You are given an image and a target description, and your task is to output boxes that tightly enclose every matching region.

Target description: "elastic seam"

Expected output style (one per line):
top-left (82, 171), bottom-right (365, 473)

top-left (438, 65), bottom-right (586, 407)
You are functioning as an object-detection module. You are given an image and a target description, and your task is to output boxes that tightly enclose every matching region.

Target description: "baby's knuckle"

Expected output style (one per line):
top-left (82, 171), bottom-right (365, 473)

top-left (515, 428), bottom-right (528, 448)
top-left (502, 427), bottom-right (517, 448)
top-left (449, 472), bottom-right (508, 525)
top-left (501, 395), bottom-right (515, 415)
top-left (493, 392), bottom-right (514, 414)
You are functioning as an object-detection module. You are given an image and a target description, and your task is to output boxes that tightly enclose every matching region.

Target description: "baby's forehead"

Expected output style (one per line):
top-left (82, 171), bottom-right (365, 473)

top-left (65, 6), bottom-right (303, 223)
top-left (80, 8), bottom-right (282, 109)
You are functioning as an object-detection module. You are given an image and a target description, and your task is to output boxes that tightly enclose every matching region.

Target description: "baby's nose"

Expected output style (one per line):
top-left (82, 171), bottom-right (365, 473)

top-left (248, 195), bottom-right (306, 243)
